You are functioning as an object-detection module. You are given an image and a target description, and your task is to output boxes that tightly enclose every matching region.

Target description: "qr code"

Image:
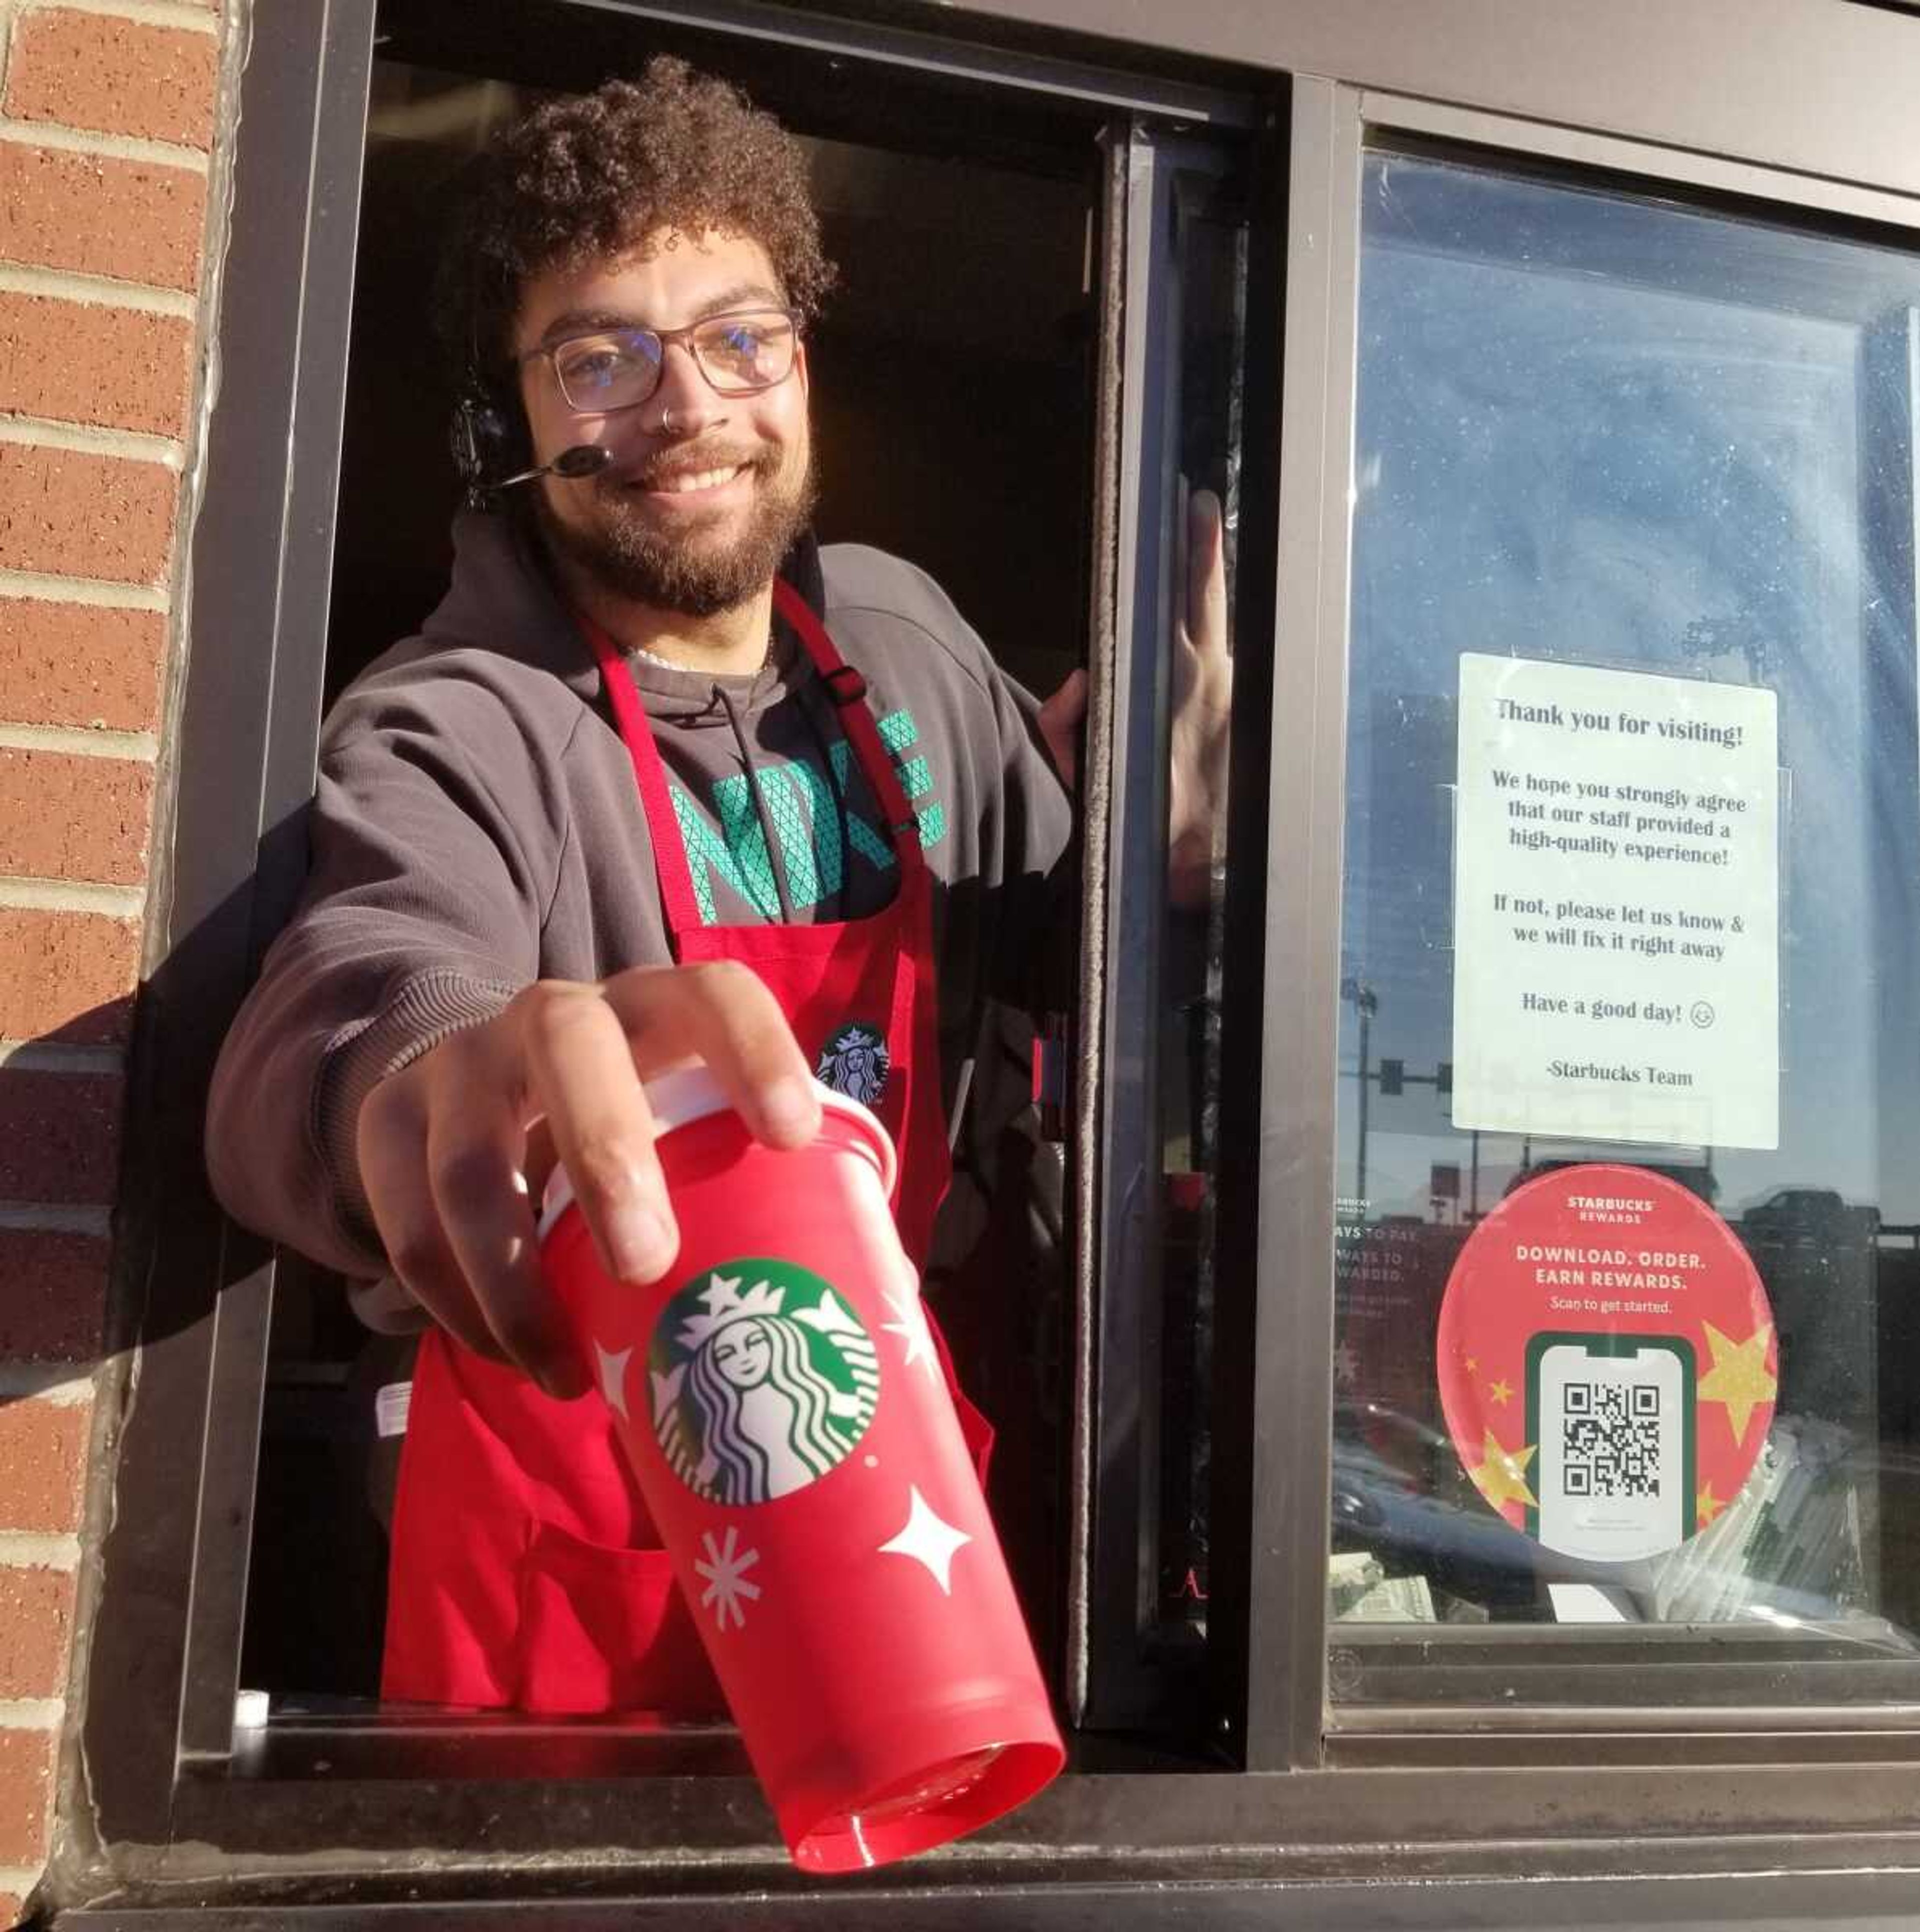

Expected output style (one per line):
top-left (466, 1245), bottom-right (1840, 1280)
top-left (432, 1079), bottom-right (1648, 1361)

top-left (1560, 1381), bottom-right (1661, 1497)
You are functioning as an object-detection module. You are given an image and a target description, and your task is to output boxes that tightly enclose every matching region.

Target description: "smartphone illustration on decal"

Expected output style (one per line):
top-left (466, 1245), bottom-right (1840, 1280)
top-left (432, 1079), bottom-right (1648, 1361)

top-left (1523, 1331), bottom-right (1696, 1561)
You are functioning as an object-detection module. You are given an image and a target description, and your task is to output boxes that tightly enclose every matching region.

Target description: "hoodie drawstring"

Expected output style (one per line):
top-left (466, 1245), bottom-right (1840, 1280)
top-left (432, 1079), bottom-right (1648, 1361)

top-left (714, 679), bottom-right (797, 924)
top-left (794, 676), bottom-right (852, 923)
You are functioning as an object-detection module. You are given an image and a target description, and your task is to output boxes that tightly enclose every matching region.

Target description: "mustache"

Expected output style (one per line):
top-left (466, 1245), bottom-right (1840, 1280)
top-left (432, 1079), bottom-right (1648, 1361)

top-left (611, 444), bottom-right (770, 490)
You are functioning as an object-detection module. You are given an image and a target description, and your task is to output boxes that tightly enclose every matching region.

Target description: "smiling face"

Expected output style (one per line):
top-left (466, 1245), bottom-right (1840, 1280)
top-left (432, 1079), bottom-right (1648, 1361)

top-left (710, 1318), bottom-right (774, 1390)
top-left (514, 227), bottom-right (815, 618)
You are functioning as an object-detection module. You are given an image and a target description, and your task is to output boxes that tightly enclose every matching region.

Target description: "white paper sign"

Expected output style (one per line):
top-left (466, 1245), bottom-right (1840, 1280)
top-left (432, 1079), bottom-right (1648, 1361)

top-left (1452, 654), bottom-right (1778, 1150)
top-left (374, 1380), bottom-right (413, 1439)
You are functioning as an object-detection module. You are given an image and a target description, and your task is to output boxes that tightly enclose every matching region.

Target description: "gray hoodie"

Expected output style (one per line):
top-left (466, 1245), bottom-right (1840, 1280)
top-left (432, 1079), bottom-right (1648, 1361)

top-left (204, 512), bottom-right (1074, 1304)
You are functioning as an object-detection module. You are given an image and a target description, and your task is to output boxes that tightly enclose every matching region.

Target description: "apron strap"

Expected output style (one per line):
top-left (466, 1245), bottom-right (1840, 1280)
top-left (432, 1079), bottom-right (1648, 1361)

top-left (771, 579), bottom-right (928, 886)
top-left (579, 611), bottom-right (705, 946)
top-left (581, 584), bottom-right (929, 948)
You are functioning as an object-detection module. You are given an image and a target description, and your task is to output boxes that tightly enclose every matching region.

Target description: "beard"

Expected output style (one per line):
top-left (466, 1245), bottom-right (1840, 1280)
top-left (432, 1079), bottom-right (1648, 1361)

top-left (534, 442), bottom-right (816, 619)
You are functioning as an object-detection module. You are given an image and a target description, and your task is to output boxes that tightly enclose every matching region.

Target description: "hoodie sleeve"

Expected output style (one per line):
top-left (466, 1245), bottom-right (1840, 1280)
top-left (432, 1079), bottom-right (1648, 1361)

top-left (204, 661), bottom-right (566, 1279)
top-left (982, 662), bottom-right (1078, 1017)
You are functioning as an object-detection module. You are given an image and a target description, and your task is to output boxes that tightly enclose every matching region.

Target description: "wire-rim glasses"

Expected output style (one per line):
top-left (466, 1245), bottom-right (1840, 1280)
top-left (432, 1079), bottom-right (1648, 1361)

top-left (520, 308), bottom-right (802, 414)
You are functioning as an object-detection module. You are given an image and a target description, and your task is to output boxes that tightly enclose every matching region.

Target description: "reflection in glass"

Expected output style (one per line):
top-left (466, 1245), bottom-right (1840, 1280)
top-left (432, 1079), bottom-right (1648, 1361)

top-left (1155, 185), bottom-right (1244, 1644)
top-left (1330, 150), bottom-right (1920, 1686)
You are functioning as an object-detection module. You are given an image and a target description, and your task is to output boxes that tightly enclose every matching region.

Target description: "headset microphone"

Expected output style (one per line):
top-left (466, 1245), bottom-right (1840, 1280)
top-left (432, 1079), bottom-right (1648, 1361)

top-left (452, 254), bottom-right (613, 507)
top-left (496, 444), bottom-right (614, 490)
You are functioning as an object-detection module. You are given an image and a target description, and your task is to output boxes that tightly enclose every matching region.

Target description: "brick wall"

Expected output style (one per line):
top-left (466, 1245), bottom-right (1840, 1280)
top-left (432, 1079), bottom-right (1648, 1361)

top-left (0, 0), bottom-right (230, 1922)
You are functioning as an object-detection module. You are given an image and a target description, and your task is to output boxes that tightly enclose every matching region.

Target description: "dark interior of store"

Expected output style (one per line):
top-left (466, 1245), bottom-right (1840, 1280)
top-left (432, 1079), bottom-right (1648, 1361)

top-left (241, 0), bottom-right (1106, 1703)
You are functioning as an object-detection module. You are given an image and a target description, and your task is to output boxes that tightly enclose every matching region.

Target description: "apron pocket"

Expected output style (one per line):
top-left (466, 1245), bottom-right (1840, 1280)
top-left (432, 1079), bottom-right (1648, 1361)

top-left (514, 1519), bottom-right (726, 1717)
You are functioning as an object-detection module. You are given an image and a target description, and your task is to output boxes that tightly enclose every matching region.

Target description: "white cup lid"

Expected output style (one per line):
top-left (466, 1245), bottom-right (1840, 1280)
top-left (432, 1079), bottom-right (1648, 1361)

top-left (536, 1066), bottom-right (894, 1240)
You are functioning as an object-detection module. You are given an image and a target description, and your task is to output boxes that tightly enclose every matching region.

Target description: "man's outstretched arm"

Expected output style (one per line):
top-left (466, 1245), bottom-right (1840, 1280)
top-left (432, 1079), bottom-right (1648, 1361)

top-left (206, 667), bottom-right (820, 1400)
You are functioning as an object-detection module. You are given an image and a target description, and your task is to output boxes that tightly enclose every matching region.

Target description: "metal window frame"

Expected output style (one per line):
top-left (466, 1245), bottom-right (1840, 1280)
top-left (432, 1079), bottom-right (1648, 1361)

top-left (1074, 114), bottom-right (1274, 1739)
top-left (1078, 115), bottom-right (1186, 1734)
top-left (61, 0), bottom-right (1920, 1921)
top-left (1245, 77), bottom-right (1920, 1768)
top-left (70, 0), bottom-right (376, 1856)
top-left (945, 0), bottom-right (1920, 210)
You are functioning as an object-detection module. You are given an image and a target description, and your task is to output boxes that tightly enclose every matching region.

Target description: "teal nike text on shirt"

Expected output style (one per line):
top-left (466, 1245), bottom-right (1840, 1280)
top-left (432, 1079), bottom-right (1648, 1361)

top-left (669, 707), bottom-right (948, 924)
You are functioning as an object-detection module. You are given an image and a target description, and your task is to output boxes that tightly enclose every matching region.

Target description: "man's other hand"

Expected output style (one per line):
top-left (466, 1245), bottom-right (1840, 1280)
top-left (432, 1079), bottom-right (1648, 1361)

top-left (1168, 485), bottom-right (1230, 909)
top-left (355, 963), bottom-right (822, 1398)
top-left (1037, 485), bottom-right (1231, 903)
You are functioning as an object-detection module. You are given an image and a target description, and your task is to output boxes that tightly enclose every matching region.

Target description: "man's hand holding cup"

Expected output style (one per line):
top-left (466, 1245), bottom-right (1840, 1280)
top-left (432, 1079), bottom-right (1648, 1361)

top-left (355, 961), bottom-right (822, 1399)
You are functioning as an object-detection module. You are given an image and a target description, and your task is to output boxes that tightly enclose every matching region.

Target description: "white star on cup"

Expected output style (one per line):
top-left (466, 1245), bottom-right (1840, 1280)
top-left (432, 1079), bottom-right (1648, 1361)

top-left (878, 1485), bottom-right (971, 1594)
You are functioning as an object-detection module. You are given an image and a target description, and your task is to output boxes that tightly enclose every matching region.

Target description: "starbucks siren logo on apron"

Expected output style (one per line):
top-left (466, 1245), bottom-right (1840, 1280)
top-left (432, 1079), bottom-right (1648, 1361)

top-left (816, 1022), bottom-right (889, 1107)
top-left (649, 1259), bottom-right (880, 1505)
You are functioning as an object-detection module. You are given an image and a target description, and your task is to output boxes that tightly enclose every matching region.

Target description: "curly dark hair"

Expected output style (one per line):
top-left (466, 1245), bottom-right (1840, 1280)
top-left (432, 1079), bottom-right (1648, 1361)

top-left (444, 57), bottom-right (834, 381)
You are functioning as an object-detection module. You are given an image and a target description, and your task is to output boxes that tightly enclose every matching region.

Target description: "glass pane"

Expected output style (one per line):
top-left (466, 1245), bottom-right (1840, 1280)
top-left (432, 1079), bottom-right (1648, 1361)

top-left (1330, 149), bottom-right (1920, 1702)
top-left (1081, 130), bottom-right (1267, 1735)
top-left (1154, 179), bottom-right (1245, 1645)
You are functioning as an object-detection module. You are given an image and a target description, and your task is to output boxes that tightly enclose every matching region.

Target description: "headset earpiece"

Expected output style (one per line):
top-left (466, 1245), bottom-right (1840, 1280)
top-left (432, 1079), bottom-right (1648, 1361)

top-left (450, 380), bottom-right (528, 510)
top-left (451, 250), bottom-right (532, 510)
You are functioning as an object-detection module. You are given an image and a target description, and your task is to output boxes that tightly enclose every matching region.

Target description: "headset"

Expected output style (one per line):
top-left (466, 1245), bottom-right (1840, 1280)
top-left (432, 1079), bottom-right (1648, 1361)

top-left (449, 248), bottom-right (615, 508)
top-left (450, 316), bottom-right (610, 507)
top-left (450, 381), bottom-right (532, 511)
top-left (449, 250), bottom-right (534, 510)
top-left (452, 383), bottom-right (612, 504)
top-left (450, 365), bottom-right (532, 512)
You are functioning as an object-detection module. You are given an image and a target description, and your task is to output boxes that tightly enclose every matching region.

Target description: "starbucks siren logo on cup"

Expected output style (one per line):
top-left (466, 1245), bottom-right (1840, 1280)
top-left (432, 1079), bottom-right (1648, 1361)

top-left (652, 1260), bottom-right (880, 1505)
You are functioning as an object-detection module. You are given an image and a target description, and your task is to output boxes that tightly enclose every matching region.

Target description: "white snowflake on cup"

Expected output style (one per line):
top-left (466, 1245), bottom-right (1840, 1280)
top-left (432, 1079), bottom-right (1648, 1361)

top-left (694, 1525), bottom-right (762, 1632)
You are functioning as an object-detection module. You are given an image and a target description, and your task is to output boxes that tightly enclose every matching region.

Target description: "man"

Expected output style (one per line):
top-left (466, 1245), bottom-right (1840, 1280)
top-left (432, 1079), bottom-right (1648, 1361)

top-left (207, 58), bottom-right (1226, 1713)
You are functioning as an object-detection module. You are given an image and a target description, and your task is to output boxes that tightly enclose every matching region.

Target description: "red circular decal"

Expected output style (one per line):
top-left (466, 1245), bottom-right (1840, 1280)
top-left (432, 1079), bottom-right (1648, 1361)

top-left (1436, 1163), bottom-right (1777, 1561)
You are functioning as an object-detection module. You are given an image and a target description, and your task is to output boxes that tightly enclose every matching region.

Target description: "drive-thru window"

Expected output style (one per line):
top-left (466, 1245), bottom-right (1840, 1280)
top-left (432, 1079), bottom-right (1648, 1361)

top-left (52, 0), bottom-right (1920, 1924)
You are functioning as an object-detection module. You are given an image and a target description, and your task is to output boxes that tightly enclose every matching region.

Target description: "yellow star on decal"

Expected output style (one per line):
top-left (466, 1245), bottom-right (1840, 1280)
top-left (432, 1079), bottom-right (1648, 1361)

top-left (1488, 1377), bottom-right (1514, 1407)
top-left (1468, 1429), bottom-right (1536, 1510)
top-left (1465, 1356), bottom-right (1480, 1373)
top-left (1698, 1480), bottom-right (1726, 1528)
top-left (1698, 1320), bottom-right (1777, 1447)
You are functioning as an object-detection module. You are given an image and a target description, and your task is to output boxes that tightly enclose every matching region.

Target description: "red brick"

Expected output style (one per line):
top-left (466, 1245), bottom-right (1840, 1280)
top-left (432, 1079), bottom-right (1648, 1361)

top-left (0, 1071), bottom-right (122, 1207)
top-left (0, 751), bottom-right (152, 885)
top-left (0, 145), bottom-right (203, 291)
top-left (0, 1399), bottom-right (89, 1536)
top-left (0, 1725), bottom-right (56, 1867)
top-left (6, 10), bottom-right (218, 149)
top-left (0, 598), bottom-right (164, 734)
top-left (0, 909), bottom-right (140, 1043)
top-left (0, 1229), bottom-right (110, 1362)
top-left (0, 445), bottom-right (175, 586)
top-left (0, 1890), bottom-right (23, 1928)
top-left (0, 293), bottom-right (192, 439)
top-left (0, 1569), bottom-right (74, 1700)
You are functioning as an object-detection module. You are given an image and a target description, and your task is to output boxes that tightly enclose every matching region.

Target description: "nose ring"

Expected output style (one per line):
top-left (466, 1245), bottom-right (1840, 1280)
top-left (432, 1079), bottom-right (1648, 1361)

top-left (660, 406), bottom-right (678, 434)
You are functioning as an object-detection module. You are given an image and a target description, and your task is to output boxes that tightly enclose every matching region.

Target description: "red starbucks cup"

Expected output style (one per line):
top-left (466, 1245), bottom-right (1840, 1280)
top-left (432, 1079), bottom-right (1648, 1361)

top-left (539, 1067), bottom-right (1064, 1872)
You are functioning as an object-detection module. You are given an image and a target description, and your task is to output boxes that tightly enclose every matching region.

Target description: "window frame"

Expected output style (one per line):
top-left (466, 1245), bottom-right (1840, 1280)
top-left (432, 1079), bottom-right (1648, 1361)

top-left (67, 0), bottom-right (1920, 1919)
top-left (1073, 111), bottom-right (1287, 1739)
top-left (1256, 81), bottom-right (1920, 1770)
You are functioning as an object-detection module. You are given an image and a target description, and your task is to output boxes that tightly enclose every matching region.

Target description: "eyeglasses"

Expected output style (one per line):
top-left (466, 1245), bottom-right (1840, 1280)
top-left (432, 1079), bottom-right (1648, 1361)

top-left (520, 308), bottom-right (802, 415)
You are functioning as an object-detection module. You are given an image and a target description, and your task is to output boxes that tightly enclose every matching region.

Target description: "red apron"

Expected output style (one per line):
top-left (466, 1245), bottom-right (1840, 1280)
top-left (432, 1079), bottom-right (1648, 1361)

top-left (382, 581), bottom-right (990, 1713)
